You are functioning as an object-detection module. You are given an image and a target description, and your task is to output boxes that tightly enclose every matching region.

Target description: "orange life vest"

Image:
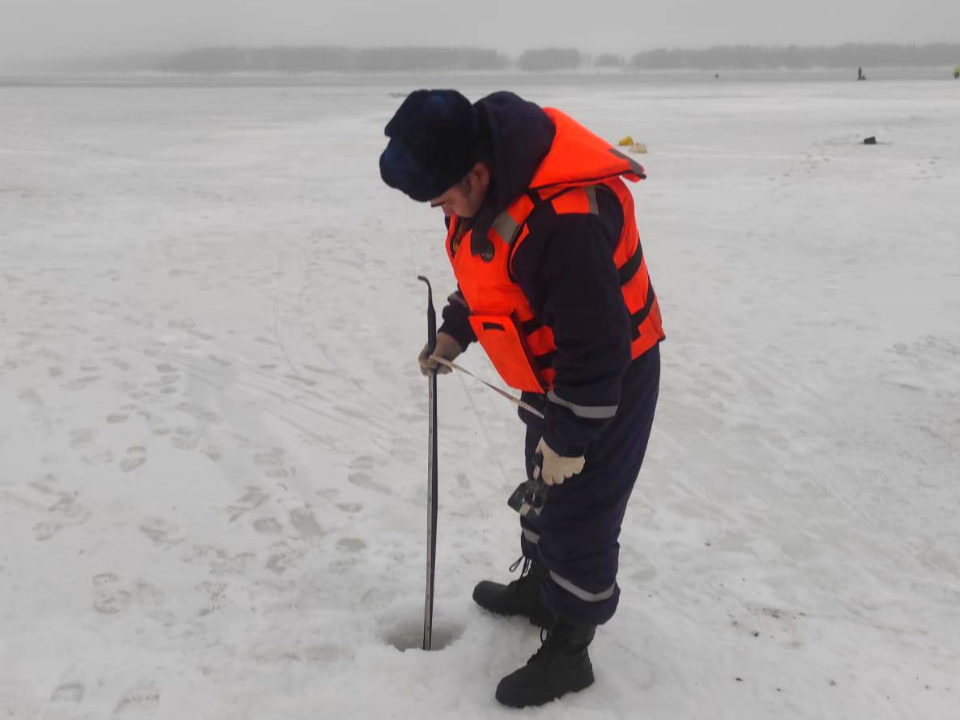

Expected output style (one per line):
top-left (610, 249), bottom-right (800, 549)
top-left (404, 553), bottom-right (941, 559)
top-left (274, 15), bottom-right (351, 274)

top-left (445, 108), bottom-right (664, 393)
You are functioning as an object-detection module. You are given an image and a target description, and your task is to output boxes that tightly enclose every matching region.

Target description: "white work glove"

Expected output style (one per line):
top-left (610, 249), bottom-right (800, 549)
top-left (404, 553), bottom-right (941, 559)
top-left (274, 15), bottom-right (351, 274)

top-left (533, 438), bottom-right (586, 486)
top-left (418, 331), bottom-right (463, 376)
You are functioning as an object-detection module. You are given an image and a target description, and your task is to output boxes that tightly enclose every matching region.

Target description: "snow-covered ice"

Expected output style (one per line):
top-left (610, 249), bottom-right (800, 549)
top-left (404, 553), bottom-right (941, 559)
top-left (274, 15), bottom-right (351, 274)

top-left (1, 73), bottom-right (958, 719)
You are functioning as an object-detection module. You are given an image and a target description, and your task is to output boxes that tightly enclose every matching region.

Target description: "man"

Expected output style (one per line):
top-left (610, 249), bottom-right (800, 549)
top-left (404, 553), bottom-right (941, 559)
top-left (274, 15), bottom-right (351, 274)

top-left (380, 90), bottom-right (664, 708)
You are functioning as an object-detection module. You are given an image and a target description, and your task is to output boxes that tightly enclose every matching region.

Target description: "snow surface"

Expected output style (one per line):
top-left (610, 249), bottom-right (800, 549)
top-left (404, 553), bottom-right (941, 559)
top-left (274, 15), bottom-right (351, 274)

top-left (1, 74), bottom-right (958, 720)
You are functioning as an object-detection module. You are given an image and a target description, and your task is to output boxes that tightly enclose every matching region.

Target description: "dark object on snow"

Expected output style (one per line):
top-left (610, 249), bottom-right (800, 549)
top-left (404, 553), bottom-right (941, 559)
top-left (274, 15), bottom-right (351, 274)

top-left (473, 559), bottom-right (553, 628)
top-left (864, 136), bottom-right (877, 145)
top-left (857, 67), bottom-right (867, 81)
top-left (495, 617), bottom-right (597, 707)
top-left (418, 275), bottom-right (439, 651)
top-left (954, 67), bottom-right (959, 79)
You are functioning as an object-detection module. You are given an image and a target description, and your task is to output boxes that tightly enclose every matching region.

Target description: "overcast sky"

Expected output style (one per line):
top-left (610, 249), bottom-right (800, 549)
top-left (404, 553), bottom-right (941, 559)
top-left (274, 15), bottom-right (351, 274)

top-left (2, 0), bottom-right (957, 68)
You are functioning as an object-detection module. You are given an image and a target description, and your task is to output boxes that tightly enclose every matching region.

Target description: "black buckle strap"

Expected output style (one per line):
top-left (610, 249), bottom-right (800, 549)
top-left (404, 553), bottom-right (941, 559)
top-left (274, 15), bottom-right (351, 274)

top-left (532, 351), bottom-right (555, 370)
top-left (521, 317), bottom-right (543, 335)
top-left (618, 245), bottom-right (644, 286)
top-left (630, 283), bottom-right (656, 341)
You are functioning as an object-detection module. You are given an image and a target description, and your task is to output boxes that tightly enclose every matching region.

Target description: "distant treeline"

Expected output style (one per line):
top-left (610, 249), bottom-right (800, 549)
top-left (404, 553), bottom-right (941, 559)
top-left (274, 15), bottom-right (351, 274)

top-left (518, 48), bottom-right (582, 71)
top-left (161, 46), bottom-right (508, 73)
top-left (69, 43), bottom-right (960, 74)
top-left (628, 43), bottom-right (960, 70)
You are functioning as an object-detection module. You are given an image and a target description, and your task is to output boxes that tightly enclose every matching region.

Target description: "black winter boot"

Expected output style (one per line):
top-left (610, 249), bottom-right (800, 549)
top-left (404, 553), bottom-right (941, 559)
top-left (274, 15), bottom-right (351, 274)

top-left (495, 617), bottom-right (596, 708)
top-left (472, 558), bottom-right (552, 628)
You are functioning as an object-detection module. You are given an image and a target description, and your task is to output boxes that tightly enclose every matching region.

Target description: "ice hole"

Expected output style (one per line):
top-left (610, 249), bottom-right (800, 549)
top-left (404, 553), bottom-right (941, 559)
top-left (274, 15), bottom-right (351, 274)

top-left (383, 619), bottom-right (464, 651)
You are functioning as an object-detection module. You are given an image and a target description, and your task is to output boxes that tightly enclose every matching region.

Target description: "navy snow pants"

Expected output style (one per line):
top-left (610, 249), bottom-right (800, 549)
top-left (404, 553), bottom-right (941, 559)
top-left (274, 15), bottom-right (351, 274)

top-left (519, 344), bottom-right (660, 626)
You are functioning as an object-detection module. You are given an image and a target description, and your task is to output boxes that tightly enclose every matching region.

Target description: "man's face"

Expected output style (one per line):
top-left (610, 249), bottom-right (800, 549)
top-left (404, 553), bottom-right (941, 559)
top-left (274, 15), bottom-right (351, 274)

top-left (430, 163), bottom-right (489, 219)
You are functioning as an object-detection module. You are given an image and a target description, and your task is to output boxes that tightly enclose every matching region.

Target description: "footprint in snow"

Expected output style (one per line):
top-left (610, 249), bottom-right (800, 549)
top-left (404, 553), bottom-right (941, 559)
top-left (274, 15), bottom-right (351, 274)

top-left (50, 682), bottom-right (85, 703)
top-left (347, 471), bottom-right (392, 495)
top-left (120, 447), bottom-right (147, 473)
top-left (288, 507), bottom-right (322, 539)
top-left (336, 538), bottom-right (366, 553)
top-left (253, 517), bottom-right (283, 534)
top-left (113, 683), bottom-right (160, 718)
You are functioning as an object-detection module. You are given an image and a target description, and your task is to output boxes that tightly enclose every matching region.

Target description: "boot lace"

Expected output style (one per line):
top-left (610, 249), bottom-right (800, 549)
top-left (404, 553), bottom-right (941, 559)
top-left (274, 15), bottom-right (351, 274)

top-left (508, 556), bottom-right (534, 595)
top-left (528, 623), bottom-right (563, 667)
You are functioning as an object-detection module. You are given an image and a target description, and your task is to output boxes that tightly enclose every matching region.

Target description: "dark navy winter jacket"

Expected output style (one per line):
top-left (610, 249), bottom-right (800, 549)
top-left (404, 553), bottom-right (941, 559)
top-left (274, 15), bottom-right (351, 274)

top-left (438, 92), bottom-right (638, 457)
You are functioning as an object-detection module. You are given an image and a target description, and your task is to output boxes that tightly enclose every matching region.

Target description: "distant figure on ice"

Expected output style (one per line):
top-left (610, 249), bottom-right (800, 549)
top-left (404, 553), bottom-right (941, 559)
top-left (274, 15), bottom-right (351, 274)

top-left (954, 66), bottom-right (959, 79)
top-left (380, 90), bottom-right (664, 707)
top-left (858, 66), bottom-right (866, 81)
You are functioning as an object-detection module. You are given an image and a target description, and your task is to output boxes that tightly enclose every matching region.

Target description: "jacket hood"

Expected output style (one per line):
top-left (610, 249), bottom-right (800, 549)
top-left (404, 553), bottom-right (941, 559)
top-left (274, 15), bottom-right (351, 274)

top-left (468, 92), bottom-right (555, 251)
top-left (466, 94), bottom-right (644, 258)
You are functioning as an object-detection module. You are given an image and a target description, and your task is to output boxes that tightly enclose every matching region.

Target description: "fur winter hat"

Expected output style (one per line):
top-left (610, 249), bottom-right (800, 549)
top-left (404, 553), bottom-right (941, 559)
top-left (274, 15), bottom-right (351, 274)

top-left (379, 89), bottom-right (481, 202)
